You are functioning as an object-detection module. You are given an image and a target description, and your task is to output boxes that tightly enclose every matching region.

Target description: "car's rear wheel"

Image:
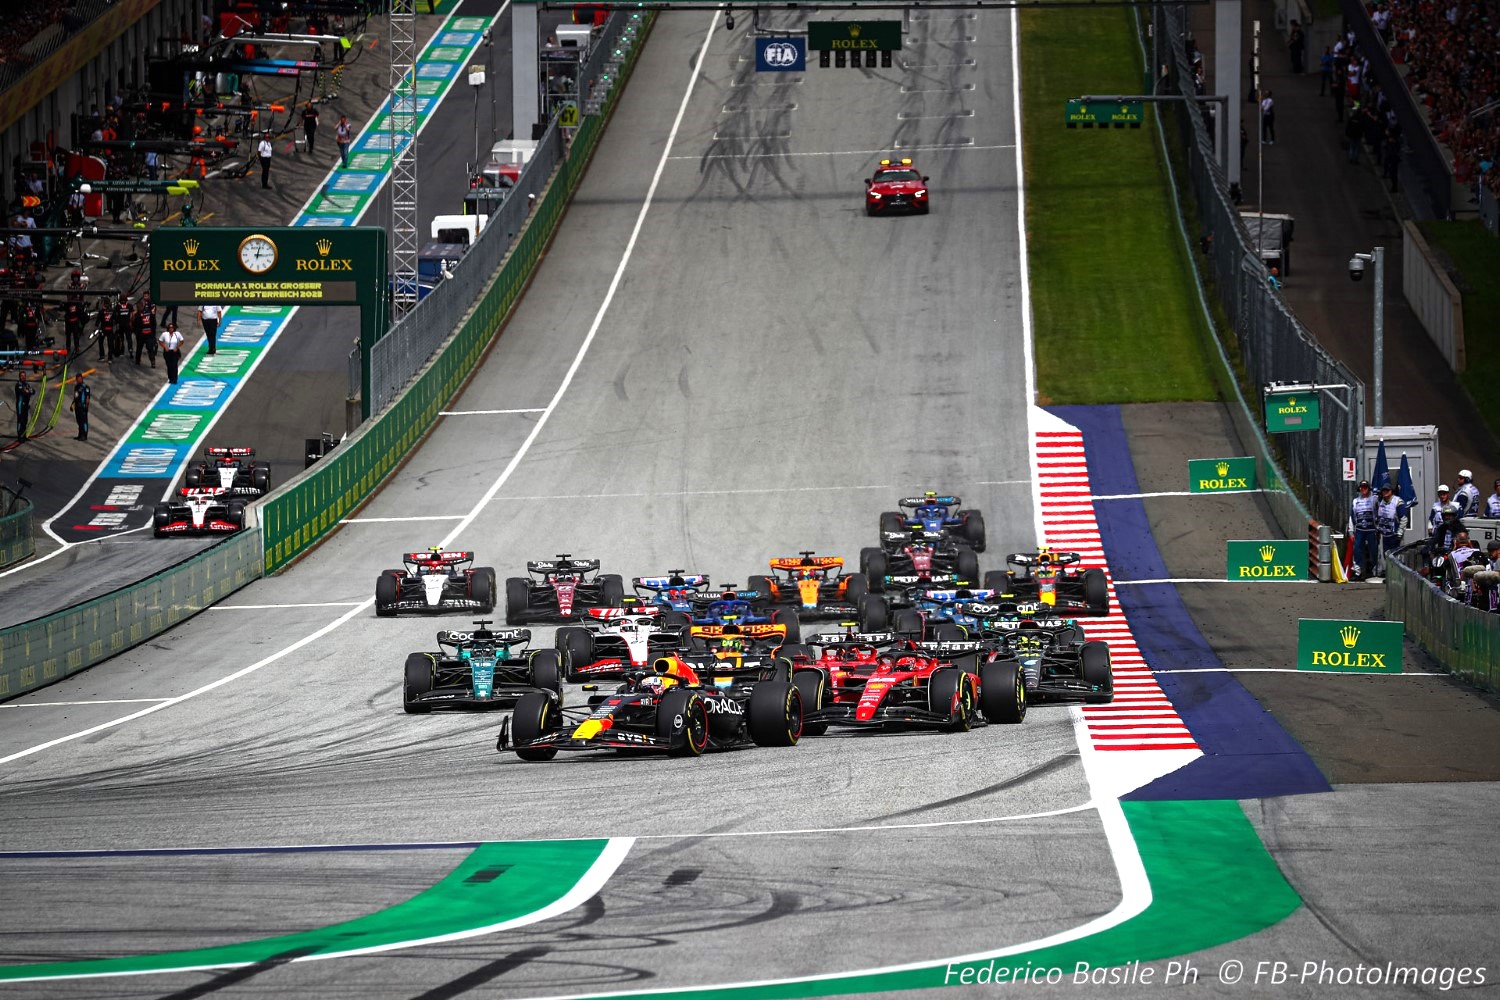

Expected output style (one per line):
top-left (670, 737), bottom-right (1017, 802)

top-left (862, 548), bottom-right (889, 590)
top-left (956, 547), bottom-right (980, 586)
top-left (748, 575), bottom-right (773, 603)
top-left (779, 642), bottom-right (814, 665)
top-left (1081, 641), bottom-right (1113, 703)
top-left (662, 609), bottom-right (692, 632)
top-left (511, 692), bottom-right (560, 760)
top-left (658, 688), bottom-right (709, 757)
top-left (748, 681), bottom-right (803, 747)
top-left (1082, 568), bottom-right (1109, 613)
top-left (983, 569), bottom-right (1009, 594)
top-left (792, 669), bottom-right (827, 737)
top-left (932, 621), bottom-right (967, 642)
top-left (252, 467), bottom-right (270, 494)
top-left (185, 468), bottom-right (202, 488)
top-left (470, 569), bottom-right (495, 613)
top-left (599, 574), bottom-right (625, 606)
top-left (505, 578), bottom-right (529, 623)
top-left (844, 573), bottom-right (869, 605)
top-left (878, 511), bottom-right (904, 535)
top-left (980, 660), bottom-right (1027, 723)
top-left (226, 502), bottom-right (245, 530)
top-left (893, 607), bottom-right (924, 636)
top-left (529, 648), bottom-right (565, 698)
top-left (555, 626), bottom-right (593, 681)
top-left (152, 506), bottom-right (169, 538)
top-left (403, 653), bottom-right (434, 714)
top-left (375, 574), bottom-right (399, 617)
top-left (859, 593), bottom-right (888, 631)
top-left (770, 607), bottom-right (801, 642)
top-left (960, 510), bottom-right (986, 552)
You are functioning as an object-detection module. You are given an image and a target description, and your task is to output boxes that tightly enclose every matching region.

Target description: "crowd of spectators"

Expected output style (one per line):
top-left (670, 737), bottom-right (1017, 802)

top-left (1367, 0), bottom-right (1500, 199)
top-left (1416, 473), bottom-right (1500, 612)
top-left (0, 1), bottom-right (73, 80)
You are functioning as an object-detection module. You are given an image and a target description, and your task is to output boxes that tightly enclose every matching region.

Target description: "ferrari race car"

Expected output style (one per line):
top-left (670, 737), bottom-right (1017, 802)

top-left (964, 603), bottom-right (1114, 703)
top-left (860, 529), bottom-right (980, 591)
top-left (791, 625), bottom-right (1026, 731)
top-left (554, 605), bottom-right (691, 682)
top-left (982, 549), bottom-right (1109, 615)
top-left (403, 622), bottom-right (564, 713)
top-left (375, 548), bottom-right (498, 617)
top-left (865, 157), bottom-right (930, 216)
top-left (184, 446), bottom-right (270, 498)
top-left (878, 492), bottom-right (986, 552)
top-left (498, 656), bottom-right (805, 759)
top-left (751, 552), bottom-right (883, 627)
top-left (506, 555), bottom-right (624, 624)
top-left (634, 573), bottom-right (802, 638)
top-left (153, 488), bottom-right (245, 537)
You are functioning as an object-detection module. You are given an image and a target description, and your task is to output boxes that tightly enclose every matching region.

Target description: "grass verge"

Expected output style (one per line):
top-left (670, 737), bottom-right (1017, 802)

top-left (1416, 219), bottom-right (1500, 444)
top-left (1021, 6), bottom-right (1216, 404)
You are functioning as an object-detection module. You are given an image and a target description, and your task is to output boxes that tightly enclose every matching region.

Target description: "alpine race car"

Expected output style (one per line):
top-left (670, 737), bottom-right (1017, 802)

top-left (981, 549), bottom-right (1109, 615)
top-left (375, 548), bottom-right (498, 617)
top-left (506, 555), bottom-right (625, 624)
top-left (498, 656), bottom-right (804, 759)
top-left (860, 529), bottom-right (980, 591)
top-left (184, 446), bottom-right (270, 498)
top-left (634, 573), bottom-right (802, 638)
top-left (751, 553), bottom-right (882, 628)
top-left (153, 488), bottom-right (245, 537)
top-left (964, 603), bottom-right (1114, 703)
top-left (865, 157), bottom-right (930, 216)
top-left (878, 492), bottom-right (986, 552)
top-left (403, 622), bottom-right (564, 713)
top-left (554, 605), bottom-right (691, 682)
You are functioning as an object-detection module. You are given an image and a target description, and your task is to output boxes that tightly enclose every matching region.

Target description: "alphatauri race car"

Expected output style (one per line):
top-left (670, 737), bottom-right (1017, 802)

top-left (184, 447), bottom-right (270, 498)
top-left (153, 488), bottom-right (245, 537)
top-left (403, 622), bottom-right (564, 713)
top-left (506, 555), bottom-right (625, 624)
top-left (375, 549), bottom-right (498, 617)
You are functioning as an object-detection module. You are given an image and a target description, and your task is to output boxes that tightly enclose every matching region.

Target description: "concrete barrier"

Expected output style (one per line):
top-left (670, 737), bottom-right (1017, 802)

top-left (1401, 220), bottom-right (1465, 372)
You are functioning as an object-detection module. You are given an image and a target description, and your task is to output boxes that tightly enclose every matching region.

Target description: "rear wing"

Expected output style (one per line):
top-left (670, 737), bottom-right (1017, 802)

top-left (437, 627), bottom-right (531, 647)
top-left (768, 554), bottom-right (843, 571)
top-left (587, 606), bottom-right (661, 621)
top-left (972, 616), bottom-right (1073, 633)
top-left (690, 622), bottom-right (786, 640)
top-left (405, 550), bottom-right (472, 565)
top-left (528, 557), bottom-right (600, 575)
top-left (920, 588), bottom-right (996, 603)
top-left (884, 572), bottom-right (962, 588)
top-left (963, 600), bottom-right (1046, 619)
top-left (898, 495), bottom-right (959, 509)
top-left (808, 630), bottom-right (898, 647)
top-left (179, 487), bottom-right (227, 497)
top-left (205, 446), bottom-right (254, 459)
top-left (1007, 551), bottom-right (1082, 567)
top-left (634, 573), bottom-right (710, 591)
top-left (913, 640), bottom-right (985, 656)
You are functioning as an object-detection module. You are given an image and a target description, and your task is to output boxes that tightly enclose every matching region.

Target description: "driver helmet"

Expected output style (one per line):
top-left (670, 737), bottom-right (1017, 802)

top-left (638, 674), bottom-right (674, 695)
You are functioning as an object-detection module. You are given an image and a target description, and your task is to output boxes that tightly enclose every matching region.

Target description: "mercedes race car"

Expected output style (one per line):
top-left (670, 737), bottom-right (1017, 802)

top-left (153, 488), bottom-right (245, 537)
top-left (982, 549), bottom-right (1109, 615)
top-left (554, 605), bottom-right (691, 682)
top-left (375, 548), bottom-right (498, 617)
top-left (865, 157), bottom-right (930, 216)
top-left (634, 573), bottom-right (802, 638)
top-left (506, 555), bottom-right (625, 624)
top-left (964, 603), bottom-right (1114, 703)
top-left (403, 622), bottom-right (564, 713)
top-left (751, 553), bottom-right (883, 627)
top-left (860, 529), bottom-right (980, 591)
top-left (878, 492), bottom-right (986, 552)
top-left (498, 656), bottom-right (804, 759)
top-left (184, 446), bottom-right (270, 498)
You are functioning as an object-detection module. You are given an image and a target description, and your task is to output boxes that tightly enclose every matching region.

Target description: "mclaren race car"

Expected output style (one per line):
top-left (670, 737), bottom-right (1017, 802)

top-left (403, 622), bottom-right (564, 713)
top-left (877, 492), bottom-right (986, 552)
top-left (184, 446), bottom-right (270, 498)
top-left (860, 528), bottom-right (980, 592)
top-left (751, 552), bottom-right (882, 628)
top-left (506, 555), bottom-right (625, 624)
top-left (964, 603), bottom-right (1114, 703)
top-left (498, 656), bottom-right (804, 759)
top-left (982, 549), bottom-right (1109, 615)
top-left (153, 488), bottom-right (245, 537)
top-left (864, 157), bottom-right (930, 216)
top-left (554, 605), bottom-right (691, 682)
top-left (636, 573), bottom-right (803, 639)
top-left (375, 548), bottom-right (499, 617)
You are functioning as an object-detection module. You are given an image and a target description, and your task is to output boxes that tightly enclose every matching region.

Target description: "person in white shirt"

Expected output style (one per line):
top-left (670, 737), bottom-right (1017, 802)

top-left (1453, 470), bottom-right (1480, 517)
top-left (158, 323), bottom-right (185, 385)
top-left (199, 303), bottom-right (223, 355)
top-left (258, 132), bottom-right (274, 188)
top-left (1485, 479), bottom-right (1500, 518)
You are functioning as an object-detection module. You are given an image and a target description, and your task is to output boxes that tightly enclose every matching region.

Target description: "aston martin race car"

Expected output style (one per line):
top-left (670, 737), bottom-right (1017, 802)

top-left (506, 555), bottom-right (625, 624)
top-left (498, 656), bottom-right (804, 759)
top-left (860, 529), bottom-right (980, 591)
top-left (751, 552), bottom-right (882, 627)
top-left (403, 622), bottom-right (564, 713)
top-left (964, 603), bottom-right (1113, 703)
top-left (634, 573), bottom-right (802, 638)
top-left (885, 584), bottom-right (1003, 632)
top-left (865, 157), bottom-right (930, 216)
top-left (554, 605), bottom-right (691, 682)
top-left (878, 492), bottom-right (986, 552)
top-left (153, 488), bottom-right (245, 537)
top-left (982, 549), bottom-right (1109, 615)
top-left (375, 548), bottom-right (498, 617)
top-left (184, 446), bottom-right (270, 498)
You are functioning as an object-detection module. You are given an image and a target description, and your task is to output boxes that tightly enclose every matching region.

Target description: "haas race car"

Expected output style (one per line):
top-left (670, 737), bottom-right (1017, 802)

top-left (965, 603), bottom-right (1114, 703)
top-left (184, 447), bottom-right (270, 498)
top-left (554, 604), bottom-right (690, 682)
top-left (498, 655), bottom-right (804, 759)
top-left (982, 549), bottom-right (1109, 615)
top-left (403, 621), bottom-right (564, 713)
top-left (878, 492), bottom-right (986, 552)
top-left (506, 555), bottom-right (624, 624)
top-left (635, 572), bottom-right (803, 639)
top-left (375, 548), bottom-right (498, 617)
top-left (153, 488), bottom-right (245, 537)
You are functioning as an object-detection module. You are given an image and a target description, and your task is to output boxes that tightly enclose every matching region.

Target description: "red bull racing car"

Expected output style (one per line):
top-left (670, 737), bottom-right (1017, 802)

top-left (153, 488), bottom-right (245, 537)
top-left (505, 555), bottom-right (625, 624)
top-left (982, 549), bottom-right (1109, 615)
top-left (375, 548), bottom-right (498, 617)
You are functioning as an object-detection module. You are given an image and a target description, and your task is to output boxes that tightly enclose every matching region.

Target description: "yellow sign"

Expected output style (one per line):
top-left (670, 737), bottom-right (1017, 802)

top-left (558, 102), bottom-right (580, 128)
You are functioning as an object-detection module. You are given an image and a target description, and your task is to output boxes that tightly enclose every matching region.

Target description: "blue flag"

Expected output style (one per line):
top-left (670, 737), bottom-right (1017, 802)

top-left (1397, 452), bottom-right (1417, 520)
top-left (1371, 439), bottom-right (1390, 491)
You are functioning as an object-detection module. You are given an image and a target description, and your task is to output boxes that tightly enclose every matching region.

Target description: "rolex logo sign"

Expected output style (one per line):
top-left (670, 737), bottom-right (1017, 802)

top-left (1259, 544), bottom-right (1276, 563)
top-left (1226, 539), bottom-right (1304, 580)
top-left (160, 234), bottom-right (220, 272)
top-left (184, 239), bottom-right (199, 256)
top-left (296, 237), bottom-right (352, 272)
top-left (1188, 457), bottom-right (1257, 493)
top-left (1216, 461), bottom-right (1229, 476)
top-left (1298, 619), bottom-right (1402, 673)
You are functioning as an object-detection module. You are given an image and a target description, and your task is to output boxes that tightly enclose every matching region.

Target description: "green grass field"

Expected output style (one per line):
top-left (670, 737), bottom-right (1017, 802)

top-left (1417, 219), bottom-right (1500, 443)
top-left (1020, 7), bottom-right (1217, 404)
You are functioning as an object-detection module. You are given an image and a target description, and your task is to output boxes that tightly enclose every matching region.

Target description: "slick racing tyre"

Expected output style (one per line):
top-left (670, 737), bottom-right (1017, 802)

top-left (931, 621), bottom-right (967, 642)
top-left (555, 626), bottom-right (593, 682)
top-left (770, 607), bottom-right (801, 643)
top-left (778, 643), bottom-right (814, 665)
top-left (983, 569), bottom-right (1009, 594)
top-left (979, 660), bottom-right (1027, 723)
top-left (956, 546), bottom-right (980, 585)
top-left (505, 578), bottom-right (530, 623)
top-left (792, 669), bottom-right (828, 737)
top-left (375, 573), bottom-right (400, 617)
top-left (185, 467), bottom-right (202, 488)
top-left (251, 466), bottom-right (270, 494)
top-left (892, 607), bottom-right (924, 636)
top-left (861, 548), bottom-right (888, 589)
top-left (470, 568), bottom-right (495, 613)
top-left (748, 681), bottom-right (803, 747)
top-left (403, 653), bottom-right (435, 714)
top-left (859, 593), bottom-right (889, 631)
top-left (529, 649), bottom-right (565, 698)
top-left (658, 688), bottom-right (710, 757)
top-left (959, 509), bottom-right (986, 552)
top-left (1082, 568), bottom-right (1109, 613)
top-left (152, 505), bottom-right (169, 538)
top-left (227, 502), bottom-right (245, 530)
top-left (662, 610), bottom-right (692, 632)
top-left (511, 692), bottom-right (561, 761)
top-left (748, 575), bottom-right (774, 603)
top-left (1081, 641), bottom-right (1114, 703)
top-left (599, 574), bottom-right (625, 607)
top-left (844, 573), bottom-right (869, 605)
top-left (928, 667), bottom-right (977, 732)
top-left (878, 511), bottom-right (905, 535)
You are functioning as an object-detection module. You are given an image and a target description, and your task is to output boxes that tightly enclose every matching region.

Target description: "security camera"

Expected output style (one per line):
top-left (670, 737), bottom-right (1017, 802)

top-left (1348, 255), bottom-right (1365, 281)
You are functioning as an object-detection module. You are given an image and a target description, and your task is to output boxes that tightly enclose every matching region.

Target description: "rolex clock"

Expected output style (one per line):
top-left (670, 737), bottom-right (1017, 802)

top-left (237, 234), bottom-right (278, 274)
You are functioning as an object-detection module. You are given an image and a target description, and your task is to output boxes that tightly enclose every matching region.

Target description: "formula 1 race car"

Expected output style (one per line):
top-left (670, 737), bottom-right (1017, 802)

top-left (964, 603), bottom-right (1113, 703)
top-left (153, 488), bottom-right (245, 537)
top-left (861, 529), bottom-right (980, 592)
top-left (184, 446), bottom-right (270, 498)
top-left (375, 548), bottom-right (498, 617)
top-left (878, 492), bottom-right (986, 552)
top-left (680, 621), bottom-right (799, 673)
top-left (634, 573), bottom-right (802, 639)
top-left (554, 605), bottom-right (691, 682)
top-left (506, 555), bottom-right (624, 624)
top-left (981, 549), bottom-right (1109, 615)
top-left (864, 157), bottom-right (930, 216)
top-left (498, 657), bottom-right (804, 759)
top-left (751, 552), bottom-right (882, 628)
top-left (881, 583), bottom-right (1003, 633)
top-left (403, 622), bottom-right (564, 713)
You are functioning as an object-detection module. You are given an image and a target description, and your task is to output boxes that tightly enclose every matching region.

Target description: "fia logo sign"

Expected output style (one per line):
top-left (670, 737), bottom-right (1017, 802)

top-left (756, 36), bottom-right (806, 72)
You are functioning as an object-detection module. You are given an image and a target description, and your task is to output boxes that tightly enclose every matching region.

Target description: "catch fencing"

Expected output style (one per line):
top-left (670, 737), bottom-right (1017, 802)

top-left (1385, 543), bottom-right (1500, 692)
top-left (0, 488), bottom-right (33, 568)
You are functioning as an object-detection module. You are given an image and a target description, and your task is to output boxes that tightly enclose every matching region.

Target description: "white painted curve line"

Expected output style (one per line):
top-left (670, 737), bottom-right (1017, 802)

top-left (0, 699), bottom-right (171, 709)
top-left (1013, 9), bottom-right (1041, 550)
top-left (210, 601), bottom-right (366, 611)
top-left (483, 484), bottom-right (895, 503)
top-left (1112, 578), bottom-right (1318, 586)
top-left (0, 523), bottom-right (150, 581)
top-left (1091, 489), bottom-right (1266, 500)
top-left (633, 800), bottom-right (1096, 840)
top-left (340, 515), bottom-right (467, 524)
top-left (1155, 668), bottom-right (1446, 676)
top-left (0, 837), bottom-right (636, 984)
top-left (0, 12), bottom-right (721, 769)
top-left (438, 408), bottom-right (546, 415)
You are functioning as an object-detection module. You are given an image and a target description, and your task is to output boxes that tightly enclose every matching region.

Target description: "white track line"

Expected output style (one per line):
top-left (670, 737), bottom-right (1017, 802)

top-left (340, 515), bottom-right (467, 524)
top-left (0, 11), bottom-right (718, 768)
top-left (665, 144), bottom-right (1013, 161)
top-left (1091, 489), bottom-right (1266, 499)
top-left (1155, 668), bottom-right (1444, 676)
top-left (446, 484), bottom-right (897, 503)
top-left (1113, 578), bottom-right (1318, 586)
top-left (438, 408), bottom-right (546, 415)
top-left (633, 800), bottom-right (1096, 840)
top-left (0, 699), bottom-right (171, 709)
top-left (209, 601), bottom-right (366, 610)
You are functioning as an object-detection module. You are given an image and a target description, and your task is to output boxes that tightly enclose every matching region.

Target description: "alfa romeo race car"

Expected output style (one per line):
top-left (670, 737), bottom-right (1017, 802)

top-left (865, 157), bottom-right (930, 216)
top-left (964, 603), bottom-right (1114, 703)
top-left (184, 446), bottom-right (270, 498)
top-left (554, 605), bottom-right (691, 682)
top-left (878, 492), bottom-right (986, 552)
top-left (634, 573), bottom-right (802, 638)
top-left (506, 555), bottom-right (625, 624)
top-left (982, 549), bottom-right (1109, 615)
top-left (153, 488), bottom-right (245, 537)
top-left (498, 657), bottom-right (804, 759)
top-left (375, 548), bottom-right (498, 617)
top-left (751, 553), bottom-right (883, 627)
top-left (403, 622), bottom-right (564, 713)
top-left (861, 529), bottom-right (980, 591)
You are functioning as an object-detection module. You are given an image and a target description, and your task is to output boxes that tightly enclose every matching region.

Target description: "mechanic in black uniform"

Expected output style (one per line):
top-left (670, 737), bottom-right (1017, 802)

top-left (64, 295), bottom-right (85, 359)
top-left (113, 297), bottom-right (134, 362)
top-left (133, 294), bottom-right (158, 367)
top-left (1349, 480), bottom-right (1379, 580)
top-left (71, 373), bottom-right (90, 441)
top-left (16, 300), bottom-right (40, 351)
top-left (14, 371), bottom-right (33, 439)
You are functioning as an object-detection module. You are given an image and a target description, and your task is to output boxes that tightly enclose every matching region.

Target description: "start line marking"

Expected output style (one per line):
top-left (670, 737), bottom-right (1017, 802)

top-left (210, 601), bottom-right (367, 611)
top-left (0, 699), bottom-right (171, 709)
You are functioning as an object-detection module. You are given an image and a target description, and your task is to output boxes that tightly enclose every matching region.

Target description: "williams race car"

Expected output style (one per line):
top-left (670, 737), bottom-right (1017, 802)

top-left (375, 548), bottom-right (498, 617)
top-left (878, 492), bottom-right (986, 552)
top-left (634, 573), bottom-right (802, 638)
top-left (964, 603), bottom-right (1114, 703)
top-left (981, 549), bottom-right (1109, 615)
top-left (153, 487), bottom-right (245, 537)
top-left (506, 555), bottom-right (625, 624)
top-left (554, 605), bottom-right (691, 682)
top-left (751, 552), bottom-right (882, 628)
top-left (865, 157), bottom-right (930, 216)
top-left (184, 446), bottom-right (270, 498)
top-left (860, 529), bottom-right (980, 591)
top-left (498, 656), bottom-right (804, 759)
top-left (403, 622), bottom-right (564, 713)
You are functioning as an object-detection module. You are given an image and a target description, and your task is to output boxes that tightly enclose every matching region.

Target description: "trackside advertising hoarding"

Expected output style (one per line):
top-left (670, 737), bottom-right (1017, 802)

top-left (1226, 539), bottom-right (1306, 580)
top-left (1297, 619), bottom-right (1403, 673)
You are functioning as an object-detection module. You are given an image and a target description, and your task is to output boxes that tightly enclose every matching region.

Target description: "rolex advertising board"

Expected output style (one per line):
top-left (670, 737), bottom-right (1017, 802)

top-left (1264, 391), bottom-right (1321, 433)
top-left (1297, 619), bottom-right (1403, 673)
top-left (1226, 539), bottom-right (1306, 580)
top-left (1188, 457), bottom-right (1257, 493)
top-left (150, 227), bottom-right (385, 305)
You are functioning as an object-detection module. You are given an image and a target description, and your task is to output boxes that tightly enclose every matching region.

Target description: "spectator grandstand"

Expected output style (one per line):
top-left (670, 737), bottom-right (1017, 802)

top-left (0, 1), bottom-right (78, 82)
